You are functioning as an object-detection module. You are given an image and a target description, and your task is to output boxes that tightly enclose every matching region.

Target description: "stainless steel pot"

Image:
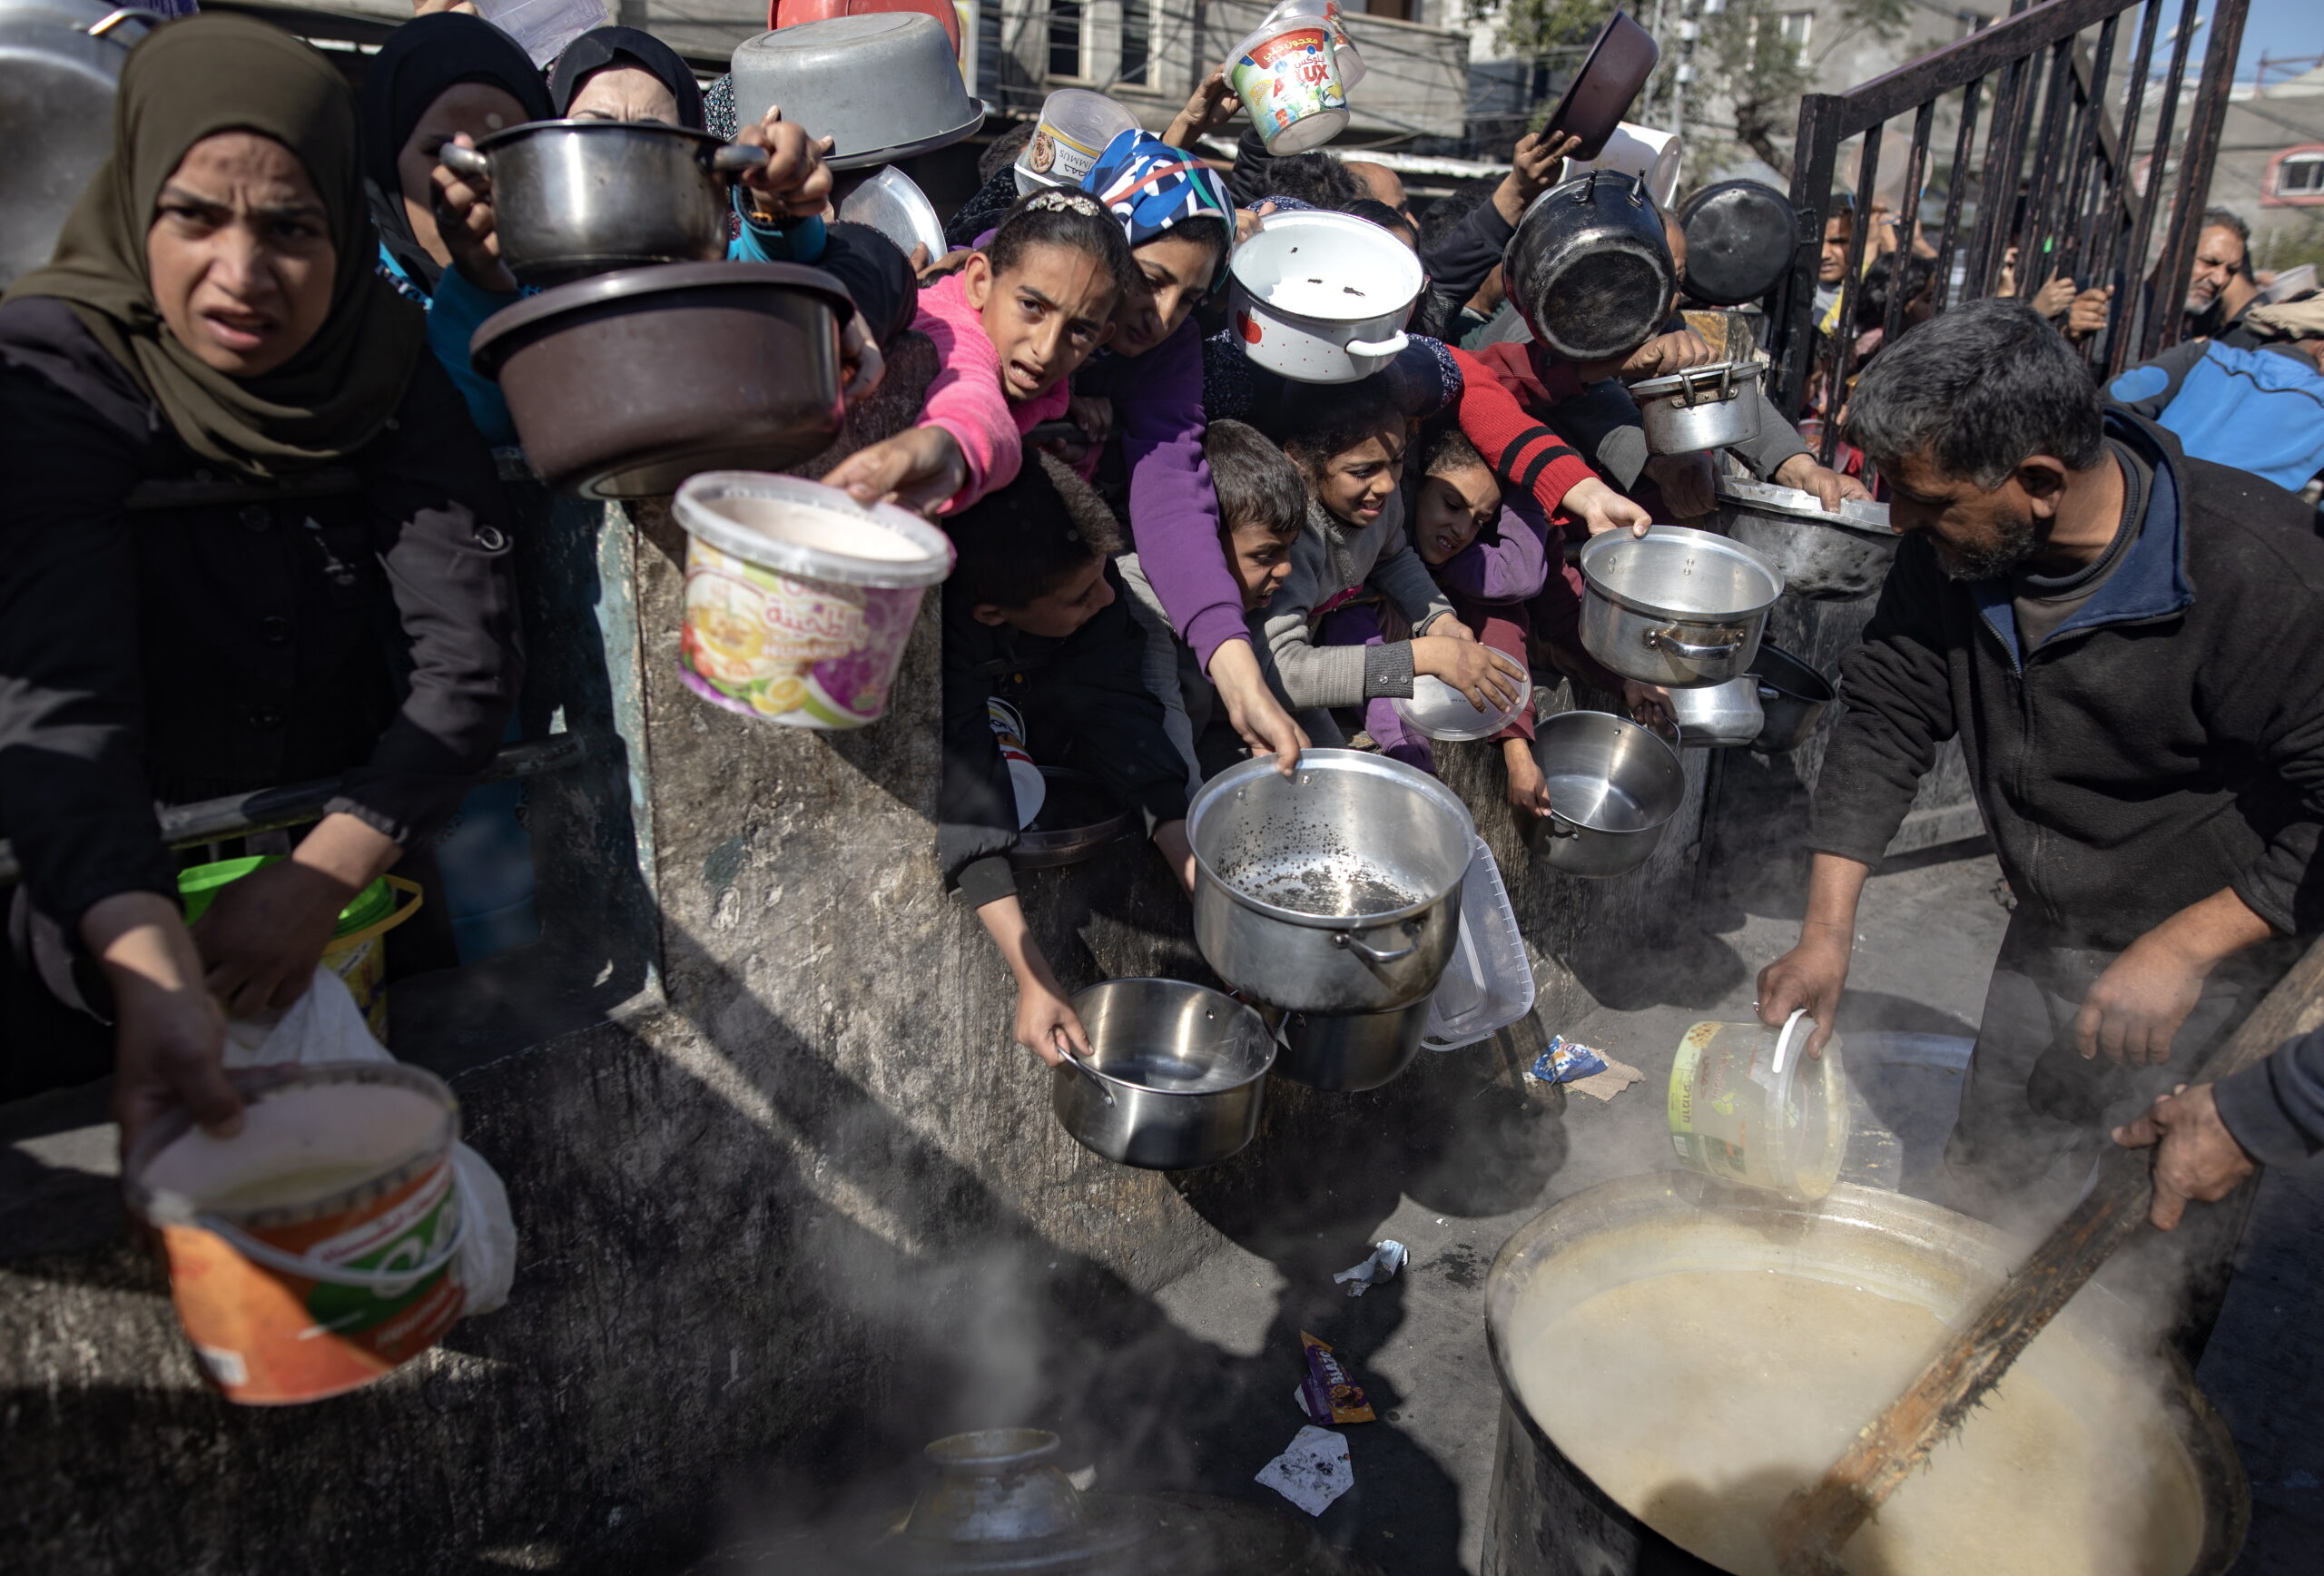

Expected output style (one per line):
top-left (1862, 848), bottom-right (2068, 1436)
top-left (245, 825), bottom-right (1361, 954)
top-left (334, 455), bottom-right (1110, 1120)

top-left (1577, 525), bottom-right (1784, 687)
top-left (1526, 711), bottom-right (1687, 879)
top-left (1664, 675), bottom-right (1761, 747)
top-left (730, 14), bottom-right (988, 172)
top-left (1482, 1172), bottom-right (2250, 1575)
top-left (1629, 360), bottom-right (1764, 455)
top-left (438, 120), bottom-right (768, 287)
top-left (1504, 171), bottom-right (1675, 363)
top-left (1274, 999), bottom-right (1433, 1092)
top-left (1049, 980), bottom-right (1274, 1170)
top-left (0, 1), bottom-right (149, 289)
top-left (1189, 750), bottom-right (1473, 1014)
top-left (1714, 476), bottom-right (1899, 601)
top-left (1748, 640), bottom-right (1837, 755)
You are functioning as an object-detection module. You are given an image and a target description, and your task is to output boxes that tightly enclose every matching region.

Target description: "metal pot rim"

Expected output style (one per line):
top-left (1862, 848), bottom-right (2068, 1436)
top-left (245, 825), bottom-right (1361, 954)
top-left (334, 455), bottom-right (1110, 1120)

top-left (1188, 749), bottom-right (1474, 930)
top-left (1226, 279), bottom-right (1417, 334)
top-left (1066, 979), bottom-right (1276, 1094)
top-left (466, 116), bottom-right (731, 158)
top-left (1627, 359), bottom-right (1764, 404)
top-left (468, 261), bottom-right (855, 377)
top-left (1718, 476), bottom-right (1895, 536)
top-left (1577, 525), bottom-right (1785, 622)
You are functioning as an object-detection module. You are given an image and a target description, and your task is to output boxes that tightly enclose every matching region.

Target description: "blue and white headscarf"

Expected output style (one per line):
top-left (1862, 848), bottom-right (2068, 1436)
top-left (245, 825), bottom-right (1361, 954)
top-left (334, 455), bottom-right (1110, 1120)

top-left (1082, 129), bottom-right (1234, 251)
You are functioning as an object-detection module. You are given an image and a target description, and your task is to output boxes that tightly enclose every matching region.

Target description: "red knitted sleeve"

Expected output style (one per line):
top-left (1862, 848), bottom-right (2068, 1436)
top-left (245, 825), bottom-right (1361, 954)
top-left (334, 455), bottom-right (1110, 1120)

top-left (1448, 346), bottom-right (1599, 520)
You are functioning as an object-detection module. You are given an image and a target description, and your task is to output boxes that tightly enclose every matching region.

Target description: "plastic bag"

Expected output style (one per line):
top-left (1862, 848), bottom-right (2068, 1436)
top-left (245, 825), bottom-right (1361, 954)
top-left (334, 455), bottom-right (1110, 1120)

top-left (222, 970), bottom-right (518, 1316)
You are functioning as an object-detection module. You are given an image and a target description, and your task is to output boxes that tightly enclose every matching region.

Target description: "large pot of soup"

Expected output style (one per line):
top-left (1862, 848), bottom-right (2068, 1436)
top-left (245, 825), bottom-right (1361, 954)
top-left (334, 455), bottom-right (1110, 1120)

top-left (1481, 1172), bottom-right (2248, 1576)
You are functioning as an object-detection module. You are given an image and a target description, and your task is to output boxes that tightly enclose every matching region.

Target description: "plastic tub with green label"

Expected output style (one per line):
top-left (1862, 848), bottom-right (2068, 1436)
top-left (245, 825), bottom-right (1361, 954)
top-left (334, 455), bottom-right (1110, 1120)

top-left (178, 858), bottom-right (423, 1043)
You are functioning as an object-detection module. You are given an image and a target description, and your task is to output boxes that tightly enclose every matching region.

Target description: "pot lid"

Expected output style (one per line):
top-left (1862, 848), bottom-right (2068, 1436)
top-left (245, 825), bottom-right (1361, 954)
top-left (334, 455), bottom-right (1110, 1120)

top-left (1716, 476), bottom-right (1893, 536)
top-left (1627, 360), bottom-right (1764, 403)
top-left (1678, 179), bottom-right (1797, 307)
top-left (468, 261), bottom-right (855, 377)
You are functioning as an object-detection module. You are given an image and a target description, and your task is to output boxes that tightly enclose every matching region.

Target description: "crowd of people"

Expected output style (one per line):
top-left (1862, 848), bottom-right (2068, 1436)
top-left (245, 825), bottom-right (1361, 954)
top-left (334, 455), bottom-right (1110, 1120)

top-left (4, 7), bottom-right (2324, 1242)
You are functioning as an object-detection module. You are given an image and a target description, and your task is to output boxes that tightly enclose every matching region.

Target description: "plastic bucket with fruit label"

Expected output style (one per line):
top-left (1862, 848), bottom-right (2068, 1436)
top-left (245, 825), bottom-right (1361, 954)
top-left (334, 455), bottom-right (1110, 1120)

top-left (673, 471), bottom-right (954, 729)
top-left (1667, 1009), bottom-right (1850, 1200)
top-left (124, 1060), bottom-right (467, 1404)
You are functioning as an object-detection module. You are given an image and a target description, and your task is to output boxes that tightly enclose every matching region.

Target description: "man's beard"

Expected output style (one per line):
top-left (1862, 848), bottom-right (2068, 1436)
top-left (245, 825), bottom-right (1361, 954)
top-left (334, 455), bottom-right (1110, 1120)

top-left (2184, 281), bottom-right (2219, 317)
top-left (1935, 512), bottom-right (2042, 581)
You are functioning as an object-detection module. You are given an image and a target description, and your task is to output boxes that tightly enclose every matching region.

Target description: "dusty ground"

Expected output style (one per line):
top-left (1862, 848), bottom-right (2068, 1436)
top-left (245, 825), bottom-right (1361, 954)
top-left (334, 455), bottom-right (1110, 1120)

top-left (1134, 842), bottom-right (2324, 1575)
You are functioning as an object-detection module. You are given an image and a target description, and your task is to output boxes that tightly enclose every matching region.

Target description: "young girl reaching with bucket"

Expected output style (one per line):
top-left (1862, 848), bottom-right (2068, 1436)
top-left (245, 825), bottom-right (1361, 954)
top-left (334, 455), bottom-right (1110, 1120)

top-left (824, 191), bottom-right (1135, 517)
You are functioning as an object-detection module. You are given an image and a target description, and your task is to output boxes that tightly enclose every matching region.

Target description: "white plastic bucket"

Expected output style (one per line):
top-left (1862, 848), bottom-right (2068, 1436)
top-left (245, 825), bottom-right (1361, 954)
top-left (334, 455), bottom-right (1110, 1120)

top-left (1667, 1010), bottom-right (1850, 1200)
top-left (1228, 13), bottom-right (1354, 154)
top-left (124, 1061), bottom-right (467, 1404)
top-left (1015, 88), bottom-right (1139, 193)
top-left (1566, 122), bottom-right (1684, 208)
top-left (674, 472), bottom-right (953, 729)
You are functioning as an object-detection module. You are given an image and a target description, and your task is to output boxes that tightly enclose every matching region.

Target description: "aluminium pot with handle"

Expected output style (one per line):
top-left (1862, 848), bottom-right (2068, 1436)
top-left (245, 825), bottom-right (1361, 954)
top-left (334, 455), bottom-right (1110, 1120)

top-left (1630, 360), bottom-right (1764, 456)
top-left (1503, 170), bottom-right (1675, 364)
top-left (1525, 710), bottom-right (1687, 879)
top-left (1226, 210), bottom-right (1425, 385)
top-left (1189, 750), bottom-right (1473, 1014)
top-left (1050, 980), bottom-right (1274, 1170)
top-left (438, 119), bottom-right (771, 288)
top-left (1577, 525), bottom-right (1783, 687)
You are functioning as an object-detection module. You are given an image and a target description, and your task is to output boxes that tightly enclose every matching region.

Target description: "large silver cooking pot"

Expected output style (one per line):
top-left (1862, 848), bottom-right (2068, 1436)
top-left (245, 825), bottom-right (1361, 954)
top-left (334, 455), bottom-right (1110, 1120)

top-left (1049, 980), bottom-right (1273, 1170)
top-left (1630, 360), bottom-right (1764, 456)
top-left (1189, 750), bottom-right (1473, 1014)
top-left (1482, 1172), bottom-right (2249, 1575)
top-left (0, 1), bottom-right (151, 289)
top-left (1504, 170), bottom-right (1675, 363)
top-left (1275, 998), bottom-right (1433, 1092)
top-left (1664, 675), bottom-right (1761, 747)
top-left (1578, 525), bottom-right (1783, 687)
top-left (1525, 711), bottom-right (1687, 879)
top-left (438, 120), bottom-right (768, 287)
top-left (1714, 475), bottom-right (1899, 601)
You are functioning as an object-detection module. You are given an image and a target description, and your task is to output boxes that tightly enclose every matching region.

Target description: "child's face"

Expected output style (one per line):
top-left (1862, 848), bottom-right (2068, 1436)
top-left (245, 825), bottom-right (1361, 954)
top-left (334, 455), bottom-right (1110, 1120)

top-left (1311, 428), bottom-right (1406, 528)
top-left (1415, 462), bottom-right (1502, 566)
top-left (1224, 519), bottom-right (1295, 610)
top-left (964, 245), bottom-right (1119, 402)
top-left (976, 555), bottom-right (1114, 639)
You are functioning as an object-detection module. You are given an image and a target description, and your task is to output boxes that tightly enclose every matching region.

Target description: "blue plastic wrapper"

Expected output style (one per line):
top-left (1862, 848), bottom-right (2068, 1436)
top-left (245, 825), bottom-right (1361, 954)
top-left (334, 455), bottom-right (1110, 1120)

top-left (1528, 1036), bottom-right (1610, 1084)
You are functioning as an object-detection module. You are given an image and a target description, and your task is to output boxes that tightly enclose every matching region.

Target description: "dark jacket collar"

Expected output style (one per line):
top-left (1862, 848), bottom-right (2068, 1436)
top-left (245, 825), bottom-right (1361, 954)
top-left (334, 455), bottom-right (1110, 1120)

top-left (1972, 411), bottom-right (2193, 668)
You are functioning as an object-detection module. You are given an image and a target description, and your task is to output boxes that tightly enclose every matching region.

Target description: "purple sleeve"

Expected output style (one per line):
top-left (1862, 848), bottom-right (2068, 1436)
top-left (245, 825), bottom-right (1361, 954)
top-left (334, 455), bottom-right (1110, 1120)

top-left (1117, 318), bottom-right (1251, 672)
top-left (1434, 504), bottom-right (1549, 604)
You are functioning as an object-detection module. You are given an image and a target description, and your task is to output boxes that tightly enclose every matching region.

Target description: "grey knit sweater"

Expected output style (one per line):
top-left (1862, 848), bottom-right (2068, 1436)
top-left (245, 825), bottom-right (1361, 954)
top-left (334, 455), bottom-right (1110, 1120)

top-left (1252, 490), bottom-right (1455, 711)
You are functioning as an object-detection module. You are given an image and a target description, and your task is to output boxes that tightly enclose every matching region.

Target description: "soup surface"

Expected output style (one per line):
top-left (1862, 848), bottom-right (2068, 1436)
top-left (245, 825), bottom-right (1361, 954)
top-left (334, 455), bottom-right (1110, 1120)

top-left (1508, 1267), bottom-right (2205, 1576)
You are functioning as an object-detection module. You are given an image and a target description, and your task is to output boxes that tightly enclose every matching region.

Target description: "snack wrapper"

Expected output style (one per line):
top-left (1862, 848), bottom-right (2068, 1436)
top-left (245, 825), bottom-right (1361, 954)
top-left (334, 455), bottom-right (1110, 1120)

top-left (1296, 1330), bottom-right (1375, 1425)
top-left (1529, 1036), bottom-right (1610, 1084)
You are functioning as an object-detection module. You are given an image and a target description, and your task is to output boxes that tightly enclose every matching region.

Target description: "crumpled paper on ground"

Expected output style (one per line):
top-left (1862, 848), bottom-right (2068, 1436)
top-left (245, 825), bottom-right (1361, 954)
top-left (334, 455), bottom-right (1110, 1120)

top-left (1256, 1424), bottom-right (1354, 1516)
top-left (1332, 1239), bottom-right (1407, 1296)
top-left (1527, 1037), bottom-right (1644, 1103)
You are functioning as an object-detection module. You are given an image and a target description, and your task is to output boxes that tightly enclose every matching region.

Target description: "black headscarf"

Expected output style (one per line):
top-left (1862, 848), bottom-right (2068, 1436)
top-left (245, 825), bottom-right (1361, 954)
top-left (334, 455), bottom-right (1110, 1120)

top-left (359, 14), bottom-right (553, 293)
top-left (548, 26), bottom-right (704, 133)
top-left (4, 15), bottom-right (426, 478)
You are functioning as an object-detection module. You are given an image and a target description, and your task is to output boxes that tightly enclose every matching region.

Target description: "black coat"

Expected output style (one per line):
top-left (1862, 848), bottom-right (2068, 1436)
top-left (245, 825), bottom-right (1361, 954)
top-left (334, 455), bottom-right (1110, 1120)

top-left (0, 297), bottom-right (522, 930)
top-left (1809, 413), bottom-right (2324, 950)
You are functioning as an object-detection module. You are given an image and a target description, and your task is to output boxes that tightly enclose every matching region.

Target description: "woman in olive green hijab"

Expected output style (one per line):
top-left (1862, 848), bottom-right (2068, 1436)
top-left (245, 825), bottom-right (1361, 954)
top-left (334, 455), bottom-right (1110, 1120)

top-left (0, 15), bottom-right (520, 1148)
top-left (7, 11), bottom-right (426, 477)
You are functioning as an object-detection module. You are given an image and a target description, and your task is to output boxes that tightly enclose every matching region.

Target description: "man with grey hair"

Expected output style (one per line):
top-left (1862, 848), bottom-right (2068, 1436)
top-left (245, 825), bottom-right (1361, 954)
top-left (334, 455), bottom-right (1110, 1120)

top-left (1757, 300), bottom-right (2324, 1261)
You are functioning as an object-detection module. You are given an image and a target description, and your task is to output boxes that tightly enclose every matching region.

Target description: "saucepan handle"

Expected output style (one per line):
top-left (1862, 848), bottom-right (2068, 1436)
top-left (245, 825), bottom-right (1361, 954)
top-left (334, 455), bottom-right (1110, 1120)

top-left (712, 143), bottom-right (770, 178)
top-left (438, 143), bottom-right (489, 181)
top-left (1061, 1049), bottom-right (1116, 1107)
top-left (1345, 333), bottom-right (1409, 358)
top-left (1334, 931), bottom-right (1417, 967)
top-left (1647, 625), bottom-right (1744, 662)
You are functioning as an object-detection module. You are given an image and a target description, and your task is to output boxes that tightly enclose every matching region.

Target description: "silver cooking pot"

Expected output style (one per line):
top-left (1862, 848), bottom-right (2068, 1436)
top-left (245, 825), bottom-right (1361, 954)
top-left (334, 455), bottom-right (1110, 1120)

top-left (438, 120), bottom-right (769, 287)
top-left (1504, 171), bottom-right (1675, 363)
top-left (1748, 640), bottom-right (1838, 755)
top-left (0, 0), bottom-right (150, 289)
top-left (1630, 360), bottom-right (1764, 456)
top-left (1714, 476), bottom-right (1899, 601)
top-left (1664, 675), bottom-right (1762, 747)
top-left (1274, 999), bottom-right (1433, 1092)
top-left (1526, 711), bottom-right (1688, 879)
top-left (1578, 525), bottom-right (1783, 687)
top-left (1189, 750), bottom-right (1473, 1014)
top-left (1049, 980), bottom-right (1274, 1171)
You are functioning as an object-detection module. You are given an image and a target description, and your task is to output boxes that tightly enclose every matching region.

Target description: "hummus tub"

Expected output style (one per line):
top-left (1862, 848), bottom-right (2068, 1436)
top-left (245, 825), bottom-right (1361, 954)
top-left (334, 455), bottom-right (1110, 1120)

top-left (672, 473), bottom-right (952, 729)
top-left (124, 1061), bottom-right (467, 1404)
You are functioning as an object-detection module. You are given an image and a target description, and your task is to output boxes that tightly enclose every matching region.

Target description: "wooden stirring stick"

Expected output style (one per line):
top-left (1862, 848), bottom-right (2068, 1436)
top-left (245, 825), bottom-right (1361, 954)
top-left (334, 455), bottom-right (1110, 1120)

top-left (1769, 936), bottom-right (2324, 1576)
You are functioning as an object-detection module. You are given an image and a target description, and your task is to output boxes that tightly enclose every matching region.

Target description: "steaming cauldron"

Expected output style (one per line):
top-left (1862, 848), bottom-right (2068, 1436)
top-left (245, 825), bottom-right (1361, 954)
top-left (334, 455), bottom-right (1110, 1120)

top-left (1480, 1173), bottom-right (2249, 1575)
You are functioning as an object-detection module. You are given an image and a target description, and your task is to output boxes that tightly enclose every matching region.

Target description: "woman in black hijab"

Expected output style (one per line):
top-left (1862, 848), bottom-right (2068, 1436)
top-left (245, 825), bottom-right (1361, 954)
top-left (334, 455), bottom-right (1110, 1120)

top-left (361, 12), bottom-right (552, 443)
top-left (550, 25), bottom-right (704, 130)
top-left (0, 15), bottom-right (521, 1145)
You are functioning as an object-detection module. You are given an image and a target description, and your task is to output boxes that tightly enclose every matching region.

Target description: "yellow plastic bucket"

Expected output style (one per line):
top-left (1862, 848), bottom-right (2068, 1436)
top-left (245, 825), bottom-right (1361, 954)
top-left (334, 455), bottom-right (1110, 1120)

top-left (179, 860), bottom-right (424, 1042)
top-left (1668, 1009), bottom-right (1850, 1200)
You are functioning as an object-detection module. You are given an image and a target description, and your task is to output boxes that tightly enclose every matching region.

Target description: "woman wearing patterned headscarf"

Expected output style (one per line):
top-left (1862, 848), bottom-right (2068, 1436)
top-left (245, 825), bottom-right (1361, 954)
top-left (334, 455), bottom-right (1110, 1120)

top-left (0, 15), bottom-right (521, 1144)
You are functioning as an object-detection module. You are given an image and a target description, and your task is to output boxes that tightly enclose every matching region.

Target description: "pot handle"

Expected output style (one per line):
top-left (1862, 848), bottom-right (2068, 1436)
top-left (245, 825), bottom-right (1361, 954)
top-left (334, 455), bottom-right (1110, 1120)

top-left (1334, 931), bottom-right (1417, 967)
top-left (712, 143), bottom-right (771, 178)
top-left (1345, 333), bottom-right (1409, 358)
top-left (1060, 1049), bottom-right (1116, 1107)
top-left (1646, 625), bottom-right (1745, 662)
top-left (437, 143), bottom-right (489, 181)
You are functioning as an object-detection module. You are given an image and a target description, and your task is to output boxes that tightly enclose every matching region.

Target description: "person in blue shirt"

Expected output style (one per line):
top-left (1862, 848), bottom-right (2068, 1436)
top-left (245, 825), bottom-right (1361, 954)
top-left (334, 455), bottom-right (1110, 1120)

top-left (2106, 301), bottom-right (2324, 498)
top-left (359, 15), bottom-right (553, 448)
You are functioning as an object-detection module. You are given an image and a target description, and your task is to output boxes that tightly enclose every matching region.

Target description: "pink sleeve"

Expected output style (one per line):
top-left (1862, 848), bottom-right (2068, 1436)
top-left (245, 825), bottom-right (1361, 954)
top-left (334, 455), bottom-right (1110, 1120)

top-left (911, 277), bottom-right (1020, 516)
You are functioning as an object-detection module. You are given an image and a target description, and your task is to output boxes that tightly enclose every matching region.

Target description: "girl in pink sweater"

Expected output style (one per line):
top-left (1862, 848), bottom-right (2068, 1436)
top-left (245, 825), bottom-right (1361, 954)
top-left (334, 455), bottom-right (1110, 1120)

top-left (825, 191), bottom-right (1135, 517)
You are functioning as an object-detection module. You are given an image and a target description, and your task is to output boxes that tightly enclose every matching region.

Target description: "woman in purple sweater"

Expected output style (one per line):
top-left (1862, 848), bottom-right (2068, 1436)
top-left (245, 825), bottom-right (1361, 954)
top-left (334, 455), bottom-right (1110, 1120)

top-left (1070, 132), bottom-right (1307, 773)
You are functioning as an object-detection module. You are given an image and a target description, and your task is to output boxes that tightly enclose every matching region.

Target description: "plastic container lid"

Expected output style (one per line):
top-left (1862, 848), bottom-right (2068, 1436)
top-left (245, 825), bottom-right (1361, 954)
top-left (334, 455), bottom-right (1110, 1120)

top-left (178, 856), bottom-right (394, 939)
top-left (836, 165), bottom-right (947, 260)
top-left (1014, 88), bottom-right (1139, 194)
top-left (673, 471), bottom-right (954, 588)
top-left (1393, 673), bottom-right (1531, 743)
top-left (1423, 839), bottom-right (1535, 1050)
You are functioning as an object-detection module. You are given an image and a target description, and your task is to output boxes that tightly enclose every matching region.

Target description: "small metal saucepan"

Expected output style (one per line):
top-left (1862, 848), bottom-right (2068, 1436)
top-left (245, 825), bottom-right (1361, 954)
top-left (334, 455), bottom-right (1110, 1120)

top-left (1577, 524), bottom-right (1784, 687)
top-left (1664, 674), bottom-right (1762, 747)
top-left (1526, 709), bottom-right (1688, 879)
top-left (1629, 360), bottom-right (1764, 455)
top-left (439, 119), bottom-right (769, 287)
top-left (1050, 980), bottom-right (1274, 1170)
top-left (1749, 640), bottom-right (1838, 754)
top-left (1274, 998), bottom-right (1434, 1092)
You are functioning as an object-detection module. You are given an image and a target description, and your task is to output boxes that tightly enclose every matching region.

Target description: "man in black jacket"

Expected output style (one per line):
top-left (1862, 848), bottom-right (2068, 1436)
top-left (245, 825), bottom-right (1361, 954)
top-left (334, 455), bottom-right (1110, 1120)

top-left (1757, 300), bottom-right (2324, 1226)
